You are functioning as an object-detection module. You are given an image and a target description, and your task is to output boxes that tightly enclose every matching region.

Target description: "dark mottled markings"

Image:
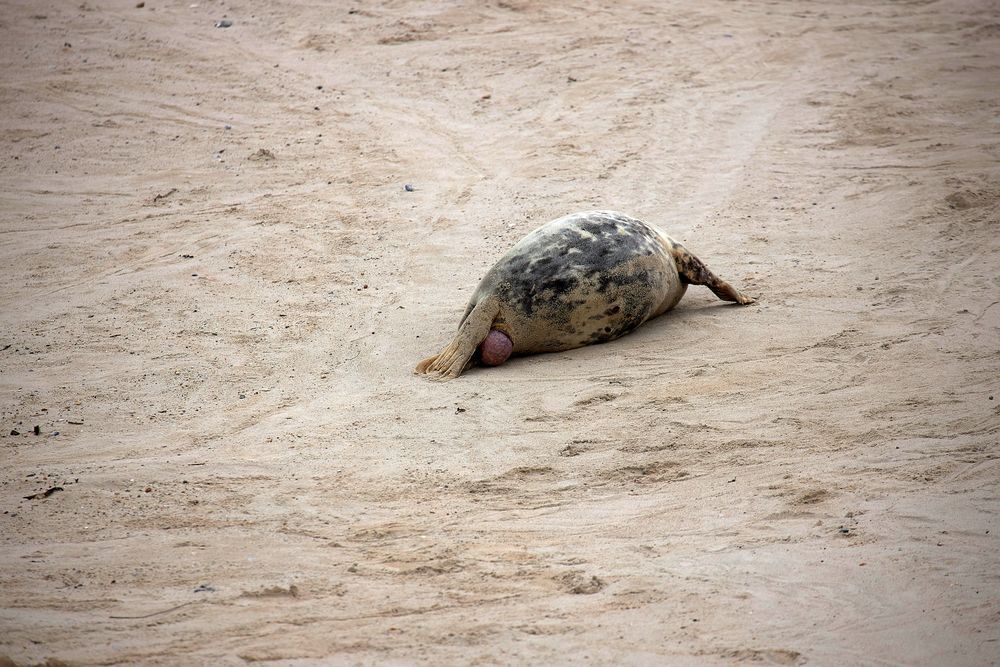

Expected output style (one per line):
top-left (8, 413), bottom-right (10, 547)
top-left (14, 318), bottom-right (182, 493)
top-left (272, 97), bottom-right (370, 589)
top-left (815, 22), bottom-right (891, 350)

top-left (466, 211), bottom-right (668, 340)
top-left (588, 295), bottom-right (653, 343)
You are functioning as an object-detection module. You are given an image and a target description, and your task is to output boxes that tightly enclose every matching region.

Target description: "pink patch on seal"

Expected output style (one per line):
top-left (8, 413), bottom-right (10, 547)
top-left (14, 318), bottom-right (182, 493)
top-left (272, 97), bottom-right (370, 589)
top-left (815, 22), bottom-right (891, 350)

top-left (478, 329), bottom-right (513, 366)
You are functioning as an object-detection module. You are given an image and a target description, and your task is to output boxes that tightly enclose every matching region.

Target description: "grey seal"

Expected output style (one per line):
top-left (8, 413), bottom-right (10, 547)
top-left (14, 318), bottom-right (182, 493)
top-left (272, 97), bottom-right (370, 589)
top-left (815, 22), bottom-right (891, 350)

top-left (416, 210), bottom-right (755, 379)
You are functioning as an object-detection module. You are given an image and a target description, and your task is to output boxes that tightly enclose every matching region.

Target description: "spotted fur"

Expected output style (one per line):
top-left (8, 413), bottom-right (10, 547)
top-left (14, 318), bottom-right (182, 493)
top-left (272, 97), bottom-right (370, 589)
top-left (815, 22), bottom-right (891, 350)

top-left (416, 210), bottom-right (755, 379)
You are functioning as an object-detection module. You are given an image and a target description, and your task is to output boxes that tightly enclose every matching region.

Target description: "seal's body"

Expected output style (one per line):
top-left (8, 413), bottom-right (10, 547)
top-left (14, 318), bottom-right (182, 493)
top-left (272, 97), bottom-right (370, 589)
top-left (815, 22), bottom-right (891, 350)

top-left (416, 211), bottom-right (754, 379)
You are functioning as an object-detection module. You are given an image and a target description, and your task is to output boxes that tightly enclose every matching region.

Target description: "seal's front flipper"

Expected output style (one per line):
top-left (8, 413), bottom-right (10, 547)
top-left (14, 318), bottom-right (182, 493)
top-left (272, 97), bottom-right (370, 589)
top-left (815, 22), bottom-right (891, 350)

top-left (670, 243), bottom-right (756, 305)
top-left (414, 297), bottom-right (501, 380)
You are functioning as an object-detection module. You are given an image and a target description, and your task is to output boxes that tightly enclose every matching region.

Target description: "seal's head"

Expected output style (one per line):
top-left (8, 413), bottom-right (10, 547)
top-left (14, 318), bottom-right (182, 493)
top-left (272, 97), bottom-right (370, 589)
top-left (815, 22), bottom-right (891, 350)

top-left (478, 329), bottom-right (513, 366)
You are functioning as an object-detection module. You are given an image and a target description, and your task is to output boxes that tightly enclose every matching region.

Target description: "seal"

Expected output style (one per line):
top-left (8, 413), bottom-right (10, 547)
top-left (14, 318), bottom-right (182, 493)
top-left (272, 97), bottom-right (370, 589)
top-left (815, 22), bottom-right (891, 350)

top-left (415, 210), bottom-right (755, 379)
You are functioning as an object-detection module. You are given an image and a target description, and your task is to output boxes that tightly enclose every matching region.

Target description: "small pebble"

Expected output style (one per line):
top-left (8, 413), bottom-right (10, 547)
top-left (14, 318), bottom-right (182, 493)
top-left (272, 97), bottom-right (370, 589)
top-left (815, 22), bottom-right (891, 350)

top-left (214, 19), bottom-right (233, 28)
top-left (404, 184), bottom-right (414, 192)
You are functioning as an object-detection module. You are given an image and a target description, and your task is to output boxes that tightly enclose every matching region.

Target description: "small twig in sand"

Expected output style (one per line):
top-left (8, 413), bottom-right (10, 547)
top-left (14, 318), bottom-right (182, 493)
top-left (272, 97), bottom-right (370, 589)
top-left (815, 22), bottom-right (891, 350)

top-left (109, 600), bottom-right (201, 620)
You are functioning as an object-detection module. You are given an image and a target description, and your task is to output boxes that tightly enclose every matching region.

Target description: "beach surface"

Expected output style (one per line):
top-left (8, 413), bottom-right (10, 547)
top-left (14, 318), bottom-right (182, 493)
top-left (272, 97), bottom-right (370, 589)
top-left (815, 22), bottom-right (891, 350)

top-left (1, 0), bottom-right (998, 664)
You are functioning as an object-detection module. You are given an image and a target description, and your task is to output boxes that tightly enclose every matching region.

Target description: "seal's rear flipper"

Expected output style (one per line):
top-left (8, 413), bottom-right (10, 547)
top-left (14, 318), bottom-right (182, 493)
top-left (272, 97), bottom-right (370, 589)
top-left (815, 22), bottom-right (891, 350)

top-left (415, 297), bottom-right (501, 379)
top-left (670, 242), bottom-right (756, 305)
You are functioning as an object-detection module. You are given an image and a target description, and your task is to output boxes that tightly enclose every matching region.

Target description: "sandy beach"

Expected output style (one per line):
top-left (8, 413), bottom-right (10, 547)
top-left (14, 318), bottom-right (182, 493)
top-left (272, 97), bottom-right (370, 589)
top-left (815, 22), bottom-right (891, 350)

top-left (1, 0), bottom-right (998, 664)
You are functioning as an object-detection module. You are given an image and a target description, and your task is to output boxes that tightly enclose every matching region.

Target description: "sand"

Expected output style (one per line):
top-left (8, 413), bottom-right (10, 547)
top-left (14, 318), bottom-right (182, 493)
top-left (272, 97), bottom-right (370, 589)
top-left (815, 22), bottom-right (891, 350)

top-left (1, 0), bottom-right (998, 664)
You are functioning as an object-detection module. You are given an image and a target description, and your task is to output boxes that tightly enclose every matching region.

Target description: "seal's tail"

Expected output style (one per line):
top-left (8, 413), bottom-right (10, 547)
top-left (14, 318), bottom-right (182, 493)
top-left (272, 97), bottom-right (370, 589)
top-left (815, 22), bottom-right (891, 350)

top-left (414, 297), bottom-right (501, 380)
